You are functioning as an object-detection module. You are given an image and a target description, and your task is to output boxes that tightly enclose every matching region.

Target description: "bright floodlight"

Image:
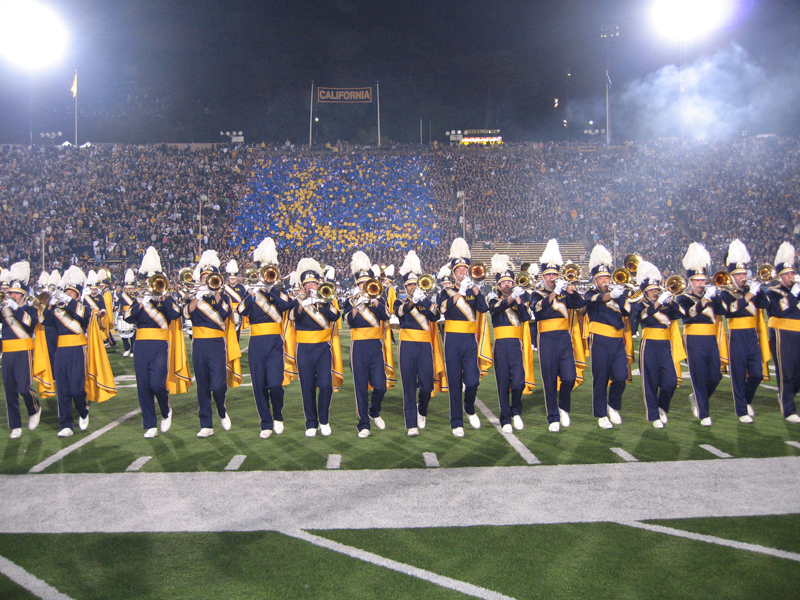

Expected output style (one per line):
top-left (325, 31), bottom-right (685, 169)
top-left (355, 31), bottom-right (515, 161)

top-left (0, 0), bottom-right (68, 70)
top-left (651, 0), bottom-right (735, 43)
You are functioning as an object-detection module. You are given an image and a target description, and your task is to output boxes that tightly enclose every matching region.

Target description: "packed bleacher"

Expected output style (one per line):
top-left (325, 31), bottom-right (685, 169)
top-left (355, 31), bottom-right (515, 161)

top-left (1, 137), bottom-right (799, 284)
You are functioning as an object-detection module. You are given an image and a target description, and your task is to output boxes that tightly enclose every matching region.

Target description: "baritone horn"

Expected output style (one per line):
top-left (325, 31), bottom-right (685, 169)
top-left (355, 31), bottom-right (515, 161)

top-left (178, 267), bottom-right (195, 290)
top-left (417, 273), bottom-right (436, 293)
top-left (316, 281), bottom-right (336, 302)
top-left (612, 267), bottom-right (632, 287)
top-left (711, 270), bottom-right (733, 290)
top-left (624, 254), bottom-right (642, 275)
top-left (756, 263), bottom-right (776, 283)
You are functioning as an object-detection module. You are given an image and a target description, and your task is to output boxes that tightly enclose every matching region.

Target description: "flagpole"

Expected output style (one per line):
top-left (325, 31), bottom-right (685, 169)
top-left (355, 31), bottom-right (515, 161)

top-left (376, 81), bottom-right (381, 147)
top-left (309, 82), bottom-right (314, 147)
top-left (71, 71), bottom-right (78, 146)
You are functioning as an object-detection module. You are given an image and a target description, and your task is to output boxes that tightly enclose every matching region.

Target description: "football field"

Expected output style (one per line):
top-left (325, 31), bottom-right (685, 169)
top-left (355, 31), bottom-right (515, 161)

top-left (1, 332), bottom-right (799, 599)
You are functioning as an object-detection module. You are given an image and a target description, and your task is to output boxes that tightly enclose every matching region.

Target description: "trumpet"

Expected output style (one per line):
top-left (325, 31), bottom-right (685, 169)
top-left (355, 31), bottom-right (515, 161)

top-left (178, 267), bottom-right (195, 290)
top-left (469, 262), bottom-right (487, 282)
top-left (146, 273), bottom-right (169, 296)
top-left (562, 263), bottom-right (582, 282)
top-left (206, 272), bottom-right (224, 292)
top-left (711, 270), bottom-right (735, 291)
top-left (664, 274), bottom-right (686, 296)
top-left (363, 278), bottom-right (383, 299)
top-left (417, 273), bottom-right (437, 294)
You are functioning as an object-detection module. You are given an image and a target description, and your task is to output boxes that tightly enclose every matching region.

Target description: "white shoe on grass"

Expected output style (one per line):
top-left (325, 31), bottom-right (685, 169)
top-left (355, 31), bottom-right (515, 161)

top-left (10, 428), bottom-right (21, 439)
top-left (558, 409), bottom-right (570, 428)
top-left (452, 427), bottom-right (465, 437)
top-left (58, 428), bottom-right (73, 437)
top-left (467, 413), bottom-right (481, 429)
top-left (548, 422), bottom-right (560, 433)
top-left (144, 428), bottom-right (157, 438)
top-left (598, 417), bottom-right (613, 430)
top-left (29, 408), bottom-right (41, 431)
top-left (273, 420), bottom-right (284, 434)
top-left (320, 423), bottom-right (332, 437)
top-left (607, 406), bottom-right (621, 425)
top-left (513, 415), bottom-right (524, 430)
top-left (197, 428), bottom-right (214, 438)
top-left (160, 410), bottom-right (172, 433)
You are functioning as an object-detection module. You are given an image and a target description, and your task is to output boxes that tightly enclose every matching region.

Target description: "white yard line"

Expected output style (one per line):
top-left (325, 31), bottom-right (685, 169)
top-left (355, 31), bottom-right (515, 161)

top-left (619, 520), bottom-right (800, 563)
top-left (224, 455), bottom-right (247, 471)
top-left (281, 528), bottom-right (517, 600)
top-left (610, 448), bottom-right (638, 462)
top-left (125, 457), bottom-right (152, 472)
top-left (326, 454), bottom-right (342, 469)
top-left (28, 408), bottom-right (142, 474)
top-left (475, 398), bottom-right (540, 465)
top-left (699, 444), bottom-right (732, 459)
top-left (0, 554), bottom-right (74, 600)
top-left (423, 452), bottom-right (440, 468)
top-left (786, 441), bottom-right (800, 450)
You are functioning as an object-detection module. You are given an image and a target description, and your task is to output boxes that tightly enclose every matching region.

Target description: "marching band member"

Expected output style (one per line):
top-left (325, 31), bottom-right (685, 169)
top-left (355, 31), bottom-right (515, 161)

top-left (676, 243), bottom-right (725, 426)
top-left (343, 252), bottom-right (390, 438)
top-left (292, 258), bottom-right (342, 437)
top-left (124, 248), bottom-right (182, 438)
top-left (487, 254), bottom-right (533, 433)
top-left (184, 250), bottom-right (233, 437)
top-left (529, 240), bottom-right (585, 432)
top-left (717, 240), bottom-right (771, 423)
top-left (1, 262), bottom-right (42, 439)
top-left (437, 238), bottom-right (490, 437)
top-left (630, 262), bottom-right (686, 429)
top-left (84, 270), bottom-right (109, 346)
top-left (225, 259), bottom-right (247, 339)
top-left (584, 245), bottom-right (634, 429)
top-left (43, 270), bottom-right (61, 366)
top-left (117, 269), bottom-right (138, 357)
top-left (766, 242), bottom-right (800, 423)
top-left (98, 269), bottom-right (117, 349)
top-left (238, 238), bottom-right (295, 438)
top-left (41, 266), bottom-right (91, 437)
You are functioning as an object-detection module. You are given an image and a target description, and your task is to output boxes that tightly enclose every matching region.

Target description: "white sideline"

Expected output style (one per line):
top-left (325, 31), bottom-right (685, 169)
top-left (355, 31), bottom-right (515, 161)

top-left (0, 554), bottom-right (74, 600)
top-left (281, 528), bottom-right (517, 600)
top-left (475, 398), bottom-right (540, 465)
top-left (620, 520), bottom-right (800, 563)
top-left (28, 408), bottom-right (142, 474)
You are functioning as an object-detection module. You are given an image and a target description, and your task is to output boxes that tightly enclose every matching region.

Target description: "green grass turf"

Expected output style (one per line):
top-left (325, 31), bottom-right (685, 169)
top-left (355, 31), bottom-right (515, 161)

top-left (1, 332), bottom-right (799, 474)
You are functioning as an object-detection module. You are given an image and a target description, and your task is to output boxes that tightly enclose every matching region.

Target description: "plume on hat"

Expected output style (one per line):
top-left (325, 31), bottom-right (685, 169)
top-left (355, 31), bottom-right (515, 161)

top-left (437, 264), bottom-right (452, 279)
top-left (48, 270), bottom-right (61, 287)
top-left (198, 250), bottom-right (221, 269)
top-left (38, 270), bottom-right (49, 287)
top-left (371, 264), bottom-right (382, 277)
top-left (682, 242), bottom-right (711, 272)
top-left (296, 258), bottom-right (321, 275)
top-left (288, 271), bottom-right (300, 287)
top-left (449, 237), bottom-right (471, 260)
top-left (62, 266), bottom-right (86, 288)
top-left (86, 270), bottom-right (98, 286)
top-left (539, 239), bottom-right (563, 266)
top-left (9, 261), bottom-right (30, 285)
top-left (589, 245), bottom-right (613, 270)
top-left (775, 241), bottom-right (796, 266)
top-left (254, 238), bottom-right (277, 266)
top-left (491, 254), bottom-right (511, 275)
top-left (726, 239), bottom-right (750, 265)
top-left (636, 261), bottom-right (662, 286)
top-left (124, 269), bottom-right (136, 285)
top-left (324, 265), bottom-right (336, 281)
top-left (528, 263), bottom-right (540, 277)
top-left (351, 251), bottom-right (372, 275)
top-left (399, 251), bottom-right (422, 276)
top-left (384, 264), bottom-right (395, 277)
top-left (96, 268), bottom-right (107, 281)
top-left (0, 269), bottom-right (9, 284)
top-left (226, 259), bottom-right (239, 274)
top-left (192, 265), bottom-right (201, 281)
top-left (139, 246), bottom-right (163, 276)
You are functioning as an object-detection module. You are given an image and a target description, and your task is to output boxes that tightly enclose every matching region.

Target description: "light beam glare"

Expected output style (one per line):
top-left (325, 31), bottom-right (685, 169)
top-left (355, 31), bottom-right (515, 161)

top-left (651, 0), bottom-right (736, 43)
top-left (0, 0), bottom-right (68, 70)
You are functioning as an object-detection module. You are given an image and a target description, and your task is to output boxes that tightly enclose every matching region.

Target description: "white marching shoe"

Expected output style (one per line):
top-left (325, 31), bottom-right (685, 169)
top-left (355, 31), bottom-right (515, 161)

top-left (371, 416), bottom-right (386, 430)
top-left (700, 417), bottom-right (713, 427)
top-left (10, 428), bottom-right (22, 439)
top-left (260, 429), bottom-right (272, 439)
top-left (320, 423), bottom-right (332, 437)
top-left (739, 415), bottom-right (754, 424)
top-left (607, 405), bottom-right (622, 425)
top-left (78, 413), bottom-right (89, 431)
top-left (598, 417), bottom-right (613, 430)
top-left (417, 413), bottom-right (426, 429)
top-left (305, 428), bottom-right (318, 437)
top-left (220, 413), bottom-right (232, 431)
top-left (407, 428), bottom-right (419, 437)
top-left (57, 428), bottom-right (73, 437)
top-left (122, 350), bottom-right (130, 357)
top-left (558, 409), bottom-right (570, 428)
top-left (785, 414), bottom-right (800, 424)
top-left (467, 413), bottom-right (481, 429)
top-left (658, 408), bottom-right (668, 424)
top-left (548, 422), bottom-right (561, 433)
top-left (29, 408), bottom-right (41, 431)
top-left (358, 429), bottom-right (371, 438)
top-left (160, 410), bottom-right (172, 433)
top-left (452, 427), bottom-right (465, 437)
top-left (652, 420), bottom-right (664, 429)
top-left (512, 415), bottom-right (524, 430)
top-left (144, 428), bottom-right (157, 438)
top-left (273, 420), bottom-right (284, 434)
top-left (747, 404), bottom-right (755, 417)
top-left (502, 424), bottom-right (513, 434)
top-left (197, 428), bottom-right (214, 438)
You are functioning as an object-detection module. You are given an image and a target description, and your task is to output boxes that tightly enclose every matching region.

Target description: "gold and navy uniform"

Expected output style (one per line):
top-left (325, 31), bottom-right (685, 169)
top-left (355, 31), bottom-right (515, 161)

top-left (42, 298), bottom-right (91, 431)
top-left (529, 287), bottom-right (585, 425)
top-left (488, 293), bottom-right (531, 427)
top-left (124, 296), bottom-right (182, 431)
top-left (225, 282), bottom-right (248, 336)
top-left (116, 290), bottom-right (137, 354)
top-left (343, 295), bottom-right (390, 432)
top-left (766, 284), bottom-right (800, 418)
top-left (238, 287), bottom-right (295, 432)
top-left (2, 302), bottom-right (40, 431)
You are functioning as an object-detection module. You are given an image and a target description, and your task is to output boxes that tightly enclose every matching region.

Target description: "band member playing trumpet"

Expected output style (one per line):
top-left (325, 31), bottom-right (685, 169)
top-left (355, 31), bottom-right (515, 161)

top-left (2, 262), bottom-right (42, 439)
top-left (343, 252), bottom-right (390, 438)
top-left (717, 239), bottom-right (771, 423)
top-left (225, 260), bottom-right (247, 339)
top-left (437, 238), bottom-right (490, 437)
top-left (184, 250), bottom-right (233, 437)
top-left (529, 240), bottom-right (585, 432)
top-left (487, 254), bottom-right (533, 433)
top-left (238, 238), bottom-right (295, 438)
top-left (84, 270), bottom-right (109, 345)
top-left (766, 242), bottom-right (800, 424)
top-left (630, 262), bottom-right (686, 428)
top-left (125, 247), bottom-right (182, 438)
top-left (676, 243), bottom-right (725, 426)
top-left (584, 245), bottom-right (634, 429)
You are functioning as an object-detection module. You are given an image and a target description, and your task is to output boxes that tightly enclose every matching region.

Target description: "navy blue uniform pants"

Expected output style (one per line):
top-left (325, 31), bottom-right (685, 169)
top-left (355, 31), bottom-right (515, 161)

top-left (53, 345), bottom-right (88, 430)
top-left (398, 339), bottom-right (434, 429)
top-left (493, 338), bottom-right (525, 426)
top-left (3, 350), bottom-right (38, 430)
top-left (639, 337), bottom-right (677, 421)
top-left (728, 328), bottom-right (762, 417)
top-left (538, 330), bottom-right (576, 424)
top-left (444, 331), bottom-right (480, 428)
top-left (134, 339), bottom-right (170, 430)
top-left (249, 333), bottom-right (286, 430)
top-left (191, 337), bottom-right (228, 428)
top-left (351, 338), bottom-right (386, 431)
top-left (686, 334), bottom-right (722, 420)
top-left (770, 328), bottom-right (799, 418)
top-left (297, 341), bottom-right (333, 429)
top-left (589, 334), bottom-right (627, 417)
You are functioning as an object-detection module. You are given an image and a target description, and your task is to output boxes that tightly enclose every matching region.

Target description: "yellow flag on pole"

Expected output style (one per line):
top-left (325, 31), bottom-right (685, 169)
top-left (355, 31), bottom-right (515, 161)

top-left (71, 73), bottom-right (77, 97)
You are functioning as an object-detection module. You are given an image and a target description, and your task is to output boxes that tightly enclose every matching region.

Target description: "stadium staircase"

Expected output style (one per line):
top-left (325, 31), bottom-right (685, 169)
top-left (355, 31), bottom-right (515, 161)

top-left (471, 242), bottom-right (589, 275)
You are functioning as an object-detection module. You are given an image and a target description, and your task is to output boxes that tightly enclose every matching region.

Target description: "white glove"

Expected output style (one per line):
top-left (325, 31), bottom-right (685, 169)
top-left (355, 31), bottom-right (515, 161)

top-left (195, 291), bottom-right (207, 301)
top-left (791, 283), bottom-right (800, 297)
top-left (412, 289), bottom-right (425, 303)
top-left (58, 292), bottom-right (71, 304)
top-left (5, 299), bottom-right (18, 310)
top-left (486, 291), bottom-right (498, 302)
top-left (703, 285), bottom-right (717, 300)
top-left (310, 289), bottom-right (318, 298)
top-left (143, 294), bottom-right (154, 303)
top-left (301, 297), bottom-right (314, 308)
top-left (748, 282), bottom-right (761, 295)
top-left (458, 280), bottom-right (471, 295)
top-left (657, 291), bottom-right (671, 305)
top-left (511, 287), bottom-right (525, 299)
top-left (554, 279), bottom-right (568, 294)
top-left (49, 294), bottom-right (60, 306)
top-left (609, 285), bottom-right (625, 299)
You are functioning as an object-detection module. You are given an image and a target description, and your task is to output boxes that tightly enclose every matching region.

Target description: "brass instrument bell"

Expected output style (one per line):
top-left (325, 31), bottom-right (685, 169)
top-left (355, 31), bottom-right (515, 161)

top-left (364, 278), bottom-right (383, 299)
top-left (417, 273), bottom-right (436, 293)
top-left (664, 274), bottom-right (686, 296)
top-left (562, 263), bottom-right (582, 282)
top-left (514, 272), bottom-right (532, 289)
top-left (146, 273), bottom-right (168, 295)
top-left (316, 281), bottom-right (336, 302)
top-left (469, 262), bottom-right (487, 282)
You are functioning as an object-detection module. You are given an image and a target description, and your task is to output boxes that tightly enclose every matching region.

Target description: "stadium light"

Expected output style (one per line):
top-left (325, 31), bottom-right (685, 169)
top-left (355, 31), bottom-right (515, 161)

top-left (650, 0), bottom-right (735, 43)
top-left (0, 0), bottom-right (68, 70)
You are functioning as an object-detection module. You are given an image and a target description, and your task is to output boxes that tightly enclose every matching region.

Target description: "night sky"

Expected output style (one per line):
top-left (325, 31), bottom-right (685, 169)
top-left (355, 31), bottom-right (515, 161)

top-left (1, 0), bottom-right (798, 145)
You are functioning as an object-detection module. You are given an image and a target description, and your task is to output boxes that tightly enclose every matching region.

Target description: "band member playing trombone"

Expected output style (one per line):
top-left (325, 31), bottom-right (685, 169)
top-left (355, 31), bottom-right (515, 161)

top-left (125, 247), bottom-right (181, 438)
top-left (584, 245), bottom-right (634, 429)
top-left (438, 238), bottom-right (490, 437)
top-left (225, 260), bottom-right (247, 339)
top-left (630, 262), bottom-right (686, 429)
top-left (529, 240), bottom-right (585, 432)
top-left (676, 243), bottom-right (725, 426)
top-left (717, 239), bottom-right (770, 423)
top-left (766, 242), bottom-right (800, 424)
top-left (238, 238), bottom-right (295, 438)
top-left (487, 254), bottom-right (532, 433)
top-left (343, 252), bottom-right (390, 438)
top-left (2, 262), bottom-right (42, 439)
top-left (184, 250), bottom-right (233, 437)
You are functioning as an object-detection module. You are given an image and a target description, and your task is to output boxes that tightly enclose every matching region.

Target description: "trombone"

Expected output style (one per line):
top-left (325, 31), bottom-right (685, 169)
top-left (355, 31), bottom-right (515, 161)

top-left (146, 273), bottom-right (168, 296)
top-left (469, 262), bottom-right (487, 282)
top-left (514, 272), bottom-right (533, 289)
top-left (417, 273), bottom-right (438, 294)
top-left (663, 275), bottom-right (686, 297)
top-left (562, 263), bottom-right (582, 282)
